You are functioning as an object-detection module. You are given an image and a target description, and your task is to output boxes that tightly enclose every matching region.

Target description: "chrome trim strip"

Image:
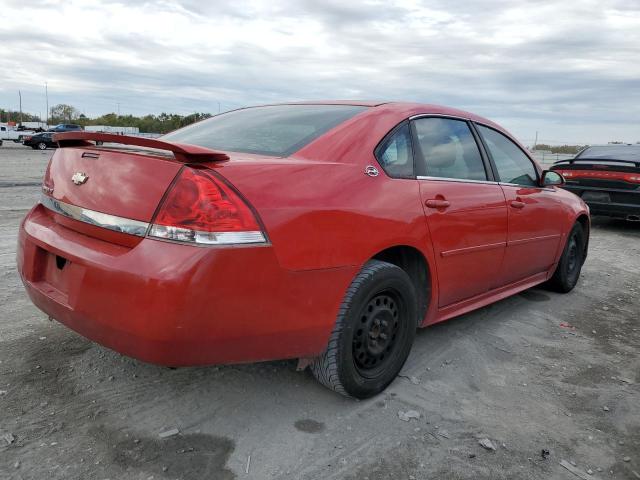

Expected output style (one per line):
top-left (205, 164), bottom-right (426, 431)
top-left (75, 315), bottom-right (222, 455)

top-left (498, 182), bottom-right (555, 191)
top-left (441, 241), bottom-right (506, 257)
top-left (148, 225), bottom-right (267, 245)
top-left (40, 195), bottom-right (268, 246)
top-left (40, 194), bottom-right (149, 237)
top-left (507, 234), bottom-right (561, 247)
top-left (416, 175), bottom-right (497, 185)
top-left (409, 113), bottom-right (471, 121)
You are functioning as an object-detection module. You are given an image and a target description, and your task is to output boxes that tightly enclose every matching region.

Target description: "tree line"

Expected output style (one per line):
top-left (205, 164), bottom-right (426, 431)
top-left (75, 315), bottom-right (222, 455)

top-left (533, 144), bottom-right (587, 154)
top-left (1, 104), bottom-right (213, 134)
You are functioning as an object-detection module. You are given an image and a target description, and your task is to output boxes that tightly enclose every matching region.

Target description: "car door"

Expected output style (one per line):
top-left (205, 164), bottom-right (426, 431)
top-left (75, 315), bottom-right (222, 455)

top-left (413, 117), bottom-right (508, 307)
top-left (475, 124), bottom-right (565, 285)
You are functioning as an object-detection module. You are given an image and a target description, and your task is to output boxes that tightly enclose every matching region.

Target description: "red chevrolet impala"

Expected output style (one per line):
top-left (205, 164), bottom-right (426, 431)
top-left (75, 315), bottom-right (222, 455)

top-left (17, 102), bottom-right (589, 398)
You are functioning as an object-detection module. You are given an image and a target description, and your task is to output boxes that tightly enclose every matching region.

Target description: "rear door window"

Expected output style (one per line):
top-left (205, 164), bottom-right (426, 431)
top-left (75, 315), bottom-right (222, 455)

top-left (375, 123), bottom-right (414, 178)
top-left (477, 125), bottom-right (538, 186)
top-left (412, 117), bottom-right (487, 181)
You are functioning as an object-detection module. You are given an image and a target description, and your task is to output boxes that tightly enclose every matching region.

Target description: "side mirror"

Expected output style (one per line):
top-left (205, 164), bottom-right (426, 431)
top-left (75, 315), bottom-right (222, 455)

top-left (541, 170), bottom-right (565, 187)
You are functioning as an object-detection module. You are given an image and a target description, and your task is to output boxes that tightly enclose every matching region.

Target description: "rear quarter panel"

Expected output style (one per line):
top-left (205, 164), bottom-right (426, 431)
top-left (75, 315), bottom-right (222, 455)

top-left (218, 161), bottom-right (432, 272)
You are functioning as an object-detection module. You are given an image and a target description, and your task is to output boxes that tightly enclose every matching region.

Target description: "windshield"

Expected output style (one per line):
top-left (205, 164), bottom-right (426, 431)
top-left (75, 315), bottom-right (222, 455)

top-left (162, 104), bottom-right (367, 157)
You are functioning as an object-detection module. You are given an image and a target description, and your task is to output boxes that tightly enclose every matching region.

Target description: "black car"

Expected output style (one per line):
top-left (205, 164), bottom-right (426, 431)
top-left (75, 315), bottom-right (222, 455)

top-left (551, 145), bottom-right (640, 221)
top-left (47, 123), bottom-right (83, 133)
top-left (22, 132), bottom-right (57, 150)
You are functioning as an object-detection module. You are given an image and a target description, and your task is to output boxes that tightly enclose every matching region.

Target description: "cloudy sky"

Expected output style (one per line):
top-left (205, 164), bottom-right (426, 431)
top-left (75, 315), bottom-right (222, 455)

top-left (1, 0), bottom-right (639, 144)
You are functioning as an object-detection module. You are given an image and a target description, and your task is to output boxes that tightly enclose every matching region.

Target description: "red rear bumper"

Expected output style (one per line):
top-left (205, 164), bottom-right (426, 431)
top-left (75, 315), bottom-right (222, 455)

top-left (17, 205), bottom-right (357, 366)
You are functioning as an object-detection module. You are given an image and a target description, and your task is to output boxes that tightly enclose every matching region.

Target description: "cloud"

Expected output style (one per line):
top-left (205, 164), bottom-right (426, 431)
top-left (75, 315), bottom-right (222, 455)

top-left (1, 0), bottom-right (639, 144)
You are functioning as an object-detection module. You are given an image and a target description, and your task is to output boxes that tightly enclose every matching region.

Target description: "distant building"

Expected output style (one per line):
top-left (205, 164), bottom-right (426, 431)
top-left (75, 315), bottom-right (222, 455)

top-left (84, 125), bottom-right (140, 134)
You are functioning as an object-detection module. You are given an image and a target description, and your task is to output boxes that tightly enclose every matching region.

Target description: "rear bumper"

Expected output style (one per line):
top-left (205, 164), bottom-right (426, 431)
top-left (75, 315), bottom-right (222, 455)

top-left (561, 185), bottom-right (640, 219)
top-left (17, 204), bottom-right (357, 366)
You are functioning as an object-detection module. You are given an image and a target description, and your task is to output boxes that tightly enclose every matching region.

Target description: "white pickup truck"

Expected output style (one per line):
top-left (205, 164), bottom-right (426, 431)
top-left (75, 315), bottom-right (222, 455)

top-left (0, 125), bottom-right (39, 146)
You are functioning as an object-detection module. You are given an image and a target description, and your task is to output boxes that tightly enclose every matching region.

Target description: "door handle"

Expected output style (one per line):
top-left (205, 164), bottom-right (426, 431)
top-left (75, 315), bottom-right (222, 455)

top-left (425, 199), bottom-right (451, 209)
top-left (510, 200), bottom-right (525, 209)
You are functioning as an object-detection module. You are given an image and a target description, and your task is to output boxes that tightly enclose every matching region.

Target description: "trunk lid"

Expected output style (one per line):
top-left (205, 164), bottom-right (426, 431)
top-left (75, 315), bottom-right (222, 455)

top-left (45, 146), bottom-right (184, 222)
top-left (41, 133), bottom-right (231, 244)
top-left (552, 160), bottom-right (640, 190)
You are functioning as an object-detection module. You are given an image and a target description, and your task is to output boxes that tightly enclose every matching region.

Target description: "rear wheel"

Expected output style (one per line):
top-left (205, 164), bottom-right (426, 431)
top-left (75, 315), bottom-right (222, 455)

top-left (37, 142), bottom-right (47, 150)
top-left (311, 260), bottom-right (417, 399)
top-left (545, 223), bottom-right (585, 293)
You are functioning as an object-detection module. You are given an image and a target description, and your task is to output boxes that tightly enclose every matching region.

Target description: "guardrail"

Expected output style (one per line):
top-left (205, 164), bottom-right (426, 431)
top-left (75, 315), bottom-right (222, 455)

top-left (531, 152), bottom-right (575, 166)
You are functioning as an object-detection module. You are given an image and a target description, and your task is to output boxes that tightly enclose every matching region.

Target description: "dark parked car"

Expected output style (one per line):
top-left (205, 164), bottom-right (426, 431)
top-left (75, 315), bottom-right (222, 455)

top-left (22, 132), bottom-right (57, 150)
top-left (551, 145), bottom-right (640, 221)
top-left (47, 124), bottom-right (83, 133)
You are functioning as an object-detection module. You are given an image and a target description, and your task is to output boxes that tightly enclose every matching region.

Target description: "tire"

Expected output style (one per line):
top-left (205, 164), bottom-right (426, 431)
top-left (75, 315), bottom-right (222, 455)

top-left (95, 141), bottom-right (103, 146)
top-left (545, 223), bottom-right (586, 293)
top-left (37, 142), bottom-right (47, 150)
top-left (311, 260), bottom-right (417, 399)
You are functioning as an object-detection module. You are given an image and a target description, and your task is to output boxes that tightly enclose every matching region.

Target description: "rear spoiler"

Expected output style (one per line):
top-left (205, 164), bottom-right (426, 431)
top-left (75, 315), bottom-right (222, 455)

top-left (553, 158), bottom-right (640, 168)
top-left (53, 132), bottom-right (229, 162)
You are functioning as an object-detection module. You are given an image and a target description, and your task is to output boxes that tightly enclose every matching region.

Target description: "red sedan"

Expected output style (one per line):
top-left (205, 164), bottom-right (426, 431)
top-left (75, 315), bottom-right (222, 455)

top-left (17, 102), bottom-right (590, 398)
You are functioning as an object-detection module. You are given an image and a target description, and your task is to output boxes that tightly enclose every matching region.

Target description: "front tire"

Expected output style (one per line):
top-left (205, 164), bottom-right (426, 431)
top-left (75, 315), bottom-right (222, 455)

top-left (545, 222), bottom-right (586, 293)
top-left (37, 142), bottom-right (47, 150)
top-left (311, 260), bottom-right (417, 399)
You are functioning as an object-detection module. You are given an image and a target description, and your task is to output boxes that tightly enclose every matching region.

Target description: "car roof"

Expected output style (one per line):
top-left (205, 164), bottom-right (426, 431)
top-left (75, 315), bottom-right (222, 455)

top-left (577, 144), bottom-right (640, 161)
top-left (257, 101), bottom-right (501, 128)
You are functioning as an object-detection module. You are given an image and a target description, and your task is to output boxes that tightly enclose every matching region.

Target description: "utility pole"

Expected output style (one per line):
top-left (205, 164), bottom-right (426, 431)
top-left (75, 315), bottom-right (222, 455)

top-left (45, 82), bottom-right (49, 126)
top-left (117, 103), bottom-right (120, 116)
top-left (18, 90), bottom-right (23, 125)
top-left (534, 131), bottom-right (538, 150)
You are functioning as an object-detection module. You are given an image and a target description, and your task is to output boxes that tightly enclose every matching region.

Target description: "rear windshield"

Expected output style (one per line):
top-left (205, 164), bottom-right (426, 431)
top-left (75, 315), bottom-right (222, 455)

top-left (577, 145), bottom-right (640, 162)
top-left (162, 104), bottom-right (368, 157)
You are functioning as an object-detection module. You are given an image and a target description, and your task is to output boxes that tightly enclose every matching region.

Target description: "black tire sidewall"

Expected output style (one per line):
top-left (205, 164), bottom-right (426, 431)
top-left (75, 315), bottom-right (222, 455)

top-left (337, 266), bottom-right (417, 398)
top-left (558, 223), bottom-right (585, 290)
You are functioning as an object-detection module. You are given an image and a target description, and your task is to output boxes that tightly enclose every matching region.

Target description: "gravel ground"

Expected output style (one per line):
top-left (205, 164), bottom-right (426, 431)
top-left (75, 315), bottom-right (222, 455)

top-left (0, 143), bottom-right (638, 480)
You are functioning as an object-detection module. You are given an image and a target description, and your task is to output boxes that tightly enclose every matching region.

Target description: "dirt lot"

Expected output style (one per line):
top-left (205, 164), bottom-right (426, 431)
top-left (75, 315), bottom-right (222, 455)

top-left (0, 143), bottom-right (638, 480)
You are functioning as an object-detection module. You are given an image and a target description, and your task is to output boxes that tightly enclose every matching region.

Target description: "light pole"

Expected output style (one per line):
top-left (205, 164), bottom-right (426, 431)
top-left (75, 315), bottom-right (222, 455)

top-left (45, 82), bottom-right (49, 126)
top-left (18, 90), bottom-right (23, 125)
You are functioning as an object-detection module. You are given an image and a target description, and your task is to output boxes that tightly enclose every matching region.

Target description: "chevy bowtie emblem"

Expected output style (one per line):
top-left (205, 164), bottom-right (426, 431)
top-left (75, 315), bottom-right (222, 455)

top-left (71, 172), bottom-right (89, 185)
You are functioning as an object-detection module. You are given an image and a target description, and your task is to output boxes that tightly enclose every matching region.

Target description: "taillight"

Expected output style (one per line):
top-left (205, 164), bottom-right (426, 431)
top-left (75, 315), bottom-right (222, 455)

top-left (626, 174), bottom-right (640, 184)
top-left (148, 167), bottom-right (266, 246)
